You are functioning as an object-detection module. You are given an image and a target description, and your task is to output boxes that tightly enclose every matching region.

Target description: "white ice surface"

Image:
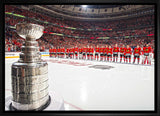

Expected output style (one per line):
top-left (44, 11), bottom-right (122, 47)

top-left (5, 57), bottom-right (154, 111)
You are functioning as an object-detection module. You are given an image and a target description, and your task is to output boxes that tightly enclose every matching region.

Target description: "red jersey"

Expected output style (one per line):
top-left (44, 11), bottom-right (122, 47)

top-left (79, 48), bottom-right (83, 53)
top-left (49, 48), bottom-right (52, 53)
top-left (113, 47), bottom-right (119, 53)
top-left (134, 47), bottom-right (141, 55)
top-left (143, 47), bottom-right (152, 54)
top-left (53, 49), bottom-right (57, 53)
top-left (120, 47), bottom-right (126, 54)
top-left (60, 48), bottom-right (62, 53)
top-left (125, 48), bottom-right (132, 55)
top-left (70, 48), bottom-right (74, 53)
top-left (100, 48), bottom-right (104, 53)
top-left (103, 47), bottom-right (108, 53)
top-left (61, 48), bottom-right (65, 53)
top-left (66, 48), bottom-right (69, 53)
top-left (57, 49), bottom-right (61, 53)
top-left (89, 48), bottom-right (94, 53)
top-left (86, 48), bottom-right (90, 53)
top-left (82, 48), bottom-right (86, 52)
top-left (107, 48), bottom-right (113, 55)
top-left (74, 48), bottom-right (79, 53)
top-left (95, 47), bottom-right (100, 53)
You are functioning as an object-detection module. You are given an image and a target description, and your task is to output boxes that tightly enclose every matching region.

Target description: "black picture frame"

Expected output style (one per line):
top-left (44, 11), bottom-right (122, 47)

top-left (0, 0), bottom-right (159, 116)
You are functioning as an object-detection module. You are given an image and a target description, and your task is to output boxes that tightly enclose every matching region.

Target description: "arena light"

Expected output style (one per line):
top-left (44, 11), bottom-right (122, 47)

top-left (125, 36), bottom-right (130, 38)
top-left (82, 5), bottom-right (87, 8)
top-left (98, 37), bottom-right (110, 39)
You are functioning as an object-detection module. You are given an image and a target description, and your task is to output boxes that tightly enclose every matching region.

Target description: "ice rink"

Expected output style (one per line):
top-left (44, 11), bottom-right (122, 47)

top-left (5, 56), bottom-right (154, 111)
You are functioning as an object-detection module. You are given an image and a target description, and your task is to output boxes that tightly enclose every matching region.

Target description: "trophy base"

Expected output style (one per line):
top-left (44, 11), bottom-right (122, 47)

top-left (5, 91), bottom-right (65, 111)
top-left (9, 96), bottom-right (51, 111)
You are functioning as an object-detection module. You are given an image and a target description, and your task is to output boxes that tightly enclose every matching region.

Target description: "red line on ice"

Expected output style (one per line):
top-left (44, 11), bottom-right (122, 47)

top-left (64, 100), bottom-right (83, 111)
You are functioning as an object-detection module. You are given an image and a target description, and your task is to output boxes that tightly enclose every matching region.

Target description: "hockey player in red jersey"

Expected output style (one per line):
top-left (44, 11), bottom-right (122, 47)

top-left (74, 46), bottom-right (79, 59)
top-left (120, 45), bottom-right (126, 63)
top-left (57, 47), bottom-right (61, 58)
top-left (86, 46), bottom-right (90, 60)
top-left (60, 47), bottom-right (62, 58)
top-left (68, 48), bottom-right (71, 58)
top-left (124, 45), bottom-right (132, 63)
top-left (107, 45), bottom-right (113, 62)
top-left (66, 48), bottom-right (69, 58)
top-left (113, 44), bottom-right (119, 62)
top-left (70, 47), bottom-right (74, 59)
top-left (103, 45), bottom-right (108, 61)
top-left (89, 46), bottom-right (94, 60)
top-left (142, 44), bottom-right (152, 65)
top-left (59, 47), bottom-right (62, 58)
top-left (82, 46), bottom-right (86, 60)
top-left (95, 45), bottom-right (100, 61)
top-left (133, 45), bottom-right (141, 64)
top-left (79, 47), bottom-right (83, 59)
top-left (61, 47), bottom-right (65, 58)
top-left (53, 47), bottom-right (57, 58)
top-left (100, 46), bottom-right (104, 61)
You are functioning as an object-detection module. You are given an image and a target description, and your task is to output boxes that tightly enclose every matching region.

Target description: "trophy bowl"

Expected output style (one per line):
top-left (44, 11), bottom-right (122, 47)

top-left (16, 23), bottom-right (44, 40)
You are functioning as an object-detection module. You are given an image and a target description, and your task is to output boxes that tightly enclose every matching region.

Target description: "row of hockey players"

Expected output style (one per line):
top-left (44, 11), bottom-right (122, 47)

top-left (49, 44), bottom-right (154, 65)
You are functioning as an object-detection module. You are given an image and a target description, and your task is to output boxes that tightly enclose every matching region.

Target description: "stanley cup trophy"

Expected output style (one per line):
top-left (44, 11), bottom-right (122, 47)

top-left (10, 23), bottom-right (51, 111)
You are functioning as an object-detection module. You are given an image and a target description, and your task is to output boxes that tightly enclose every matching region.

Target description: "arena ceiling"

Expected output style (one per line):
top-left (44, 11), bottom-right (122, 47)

top-left (27, 5), bottom-right (154, 21)
top-left (73, 5), bottom-right (124, 8)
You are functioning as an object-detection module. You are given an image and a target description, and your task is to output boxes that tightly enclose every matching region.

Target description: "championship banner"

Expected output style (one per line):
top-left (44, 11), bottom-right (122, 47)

top-left (97, 37), bottom-right (110, 39)
top-left (5, 12), bottom-right (13, 15)
top-left (125, 36), bottom-right (130, 38)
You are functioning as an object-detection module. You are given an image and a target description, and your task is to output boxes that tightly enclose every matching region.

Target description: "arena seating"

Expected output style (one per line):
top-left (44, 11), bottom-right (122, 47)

top-left (5, 5), bottom-right (154, 52)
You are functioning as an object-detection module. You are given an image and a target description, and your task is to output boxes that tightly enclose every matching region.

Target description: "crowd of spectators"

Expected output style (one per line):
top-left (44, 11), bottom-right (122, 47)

top-left (5, 5), bottom-right (155, 52)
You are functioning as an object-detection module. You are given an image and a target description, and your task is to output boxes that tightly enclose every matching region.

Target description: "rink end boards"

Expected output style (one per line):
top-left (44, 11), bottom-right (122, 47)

top-left (5, 52), bottom-right (49, 58)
